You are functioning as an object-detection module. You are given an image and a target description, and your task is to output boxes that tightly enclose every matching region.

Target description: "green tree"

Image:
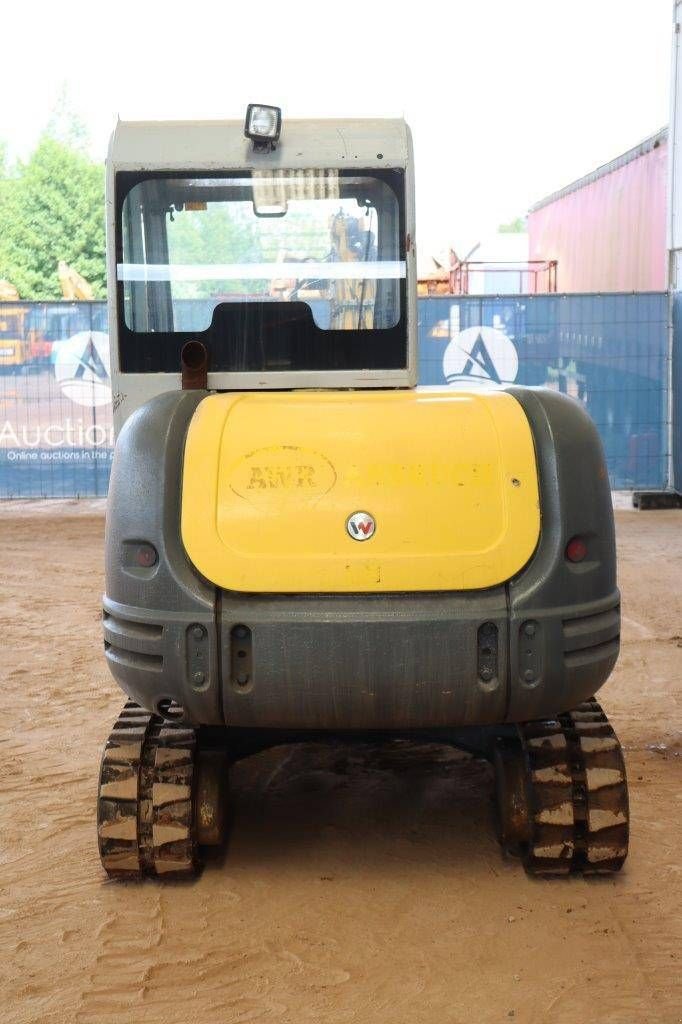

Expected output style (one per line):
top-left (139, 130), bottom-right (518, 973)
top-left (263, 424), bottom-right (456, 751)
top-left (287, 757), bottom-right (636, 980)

top-left (167, 198), bottom-right (339, 298)
top-left (0, 137), bottom-right (105, 299)
top-left (168, 202), bottom-right (263, 298)
top-left (498, 216), bottom-right (526, 233)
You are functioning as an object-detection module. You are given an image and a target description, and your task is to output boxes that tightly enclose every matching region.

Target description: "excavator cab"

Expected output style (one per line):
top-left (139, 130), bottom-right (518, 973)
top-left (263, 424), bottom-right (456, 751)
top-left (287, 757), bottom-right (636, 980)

top-left (97, 107), bottom-right (629, 880)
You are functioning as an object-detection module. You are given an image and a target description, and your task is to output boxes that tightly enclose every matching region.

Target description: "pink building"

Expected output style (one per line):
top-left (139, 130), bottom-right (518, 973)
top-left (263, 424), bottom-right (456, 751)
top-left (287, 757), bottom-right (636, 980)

top-left (528, 129), bottom-right (668, 293)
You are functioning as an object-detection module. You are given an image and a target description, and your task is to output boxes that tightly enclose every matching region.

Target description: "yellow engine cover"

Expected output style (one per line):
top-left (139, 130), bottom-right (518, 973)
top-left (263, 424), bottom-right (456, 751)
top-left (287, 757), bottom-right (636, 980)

top-left (181, 389), bottom-right (540, 593)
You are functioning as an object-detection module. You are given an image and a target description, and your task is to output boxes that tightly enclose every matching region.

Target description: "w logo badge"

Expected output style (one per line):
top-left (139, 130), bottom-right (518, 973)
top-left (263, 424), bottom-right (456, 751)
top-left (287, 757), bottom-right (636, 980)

top-left (346, 511), bottom-right (376, 541)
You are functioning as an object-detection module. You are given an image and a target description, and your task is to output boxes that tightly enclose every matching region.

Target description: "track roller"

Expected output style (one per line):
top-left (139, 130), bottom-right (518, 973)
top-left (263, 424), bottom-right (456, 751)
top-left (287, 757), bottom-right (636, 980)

top-left (494, 700), bottom-right (629, 876)
top-left (97, 701), bottom-right (228, 879)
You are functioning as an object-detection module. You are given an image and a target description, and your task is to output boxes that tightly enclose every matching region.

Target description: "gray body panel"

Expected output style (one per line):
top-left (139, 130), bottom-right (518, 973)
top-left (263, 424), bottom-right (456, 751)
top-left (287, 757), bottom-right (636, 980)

top-left (506, 386), bottom-right (619, 720)
top-left (103, 387), bottom-right (619, 730)
top-left (103, 390), bottom-right (221, 725)
top-left (220, 590), bottom-right (509, 729)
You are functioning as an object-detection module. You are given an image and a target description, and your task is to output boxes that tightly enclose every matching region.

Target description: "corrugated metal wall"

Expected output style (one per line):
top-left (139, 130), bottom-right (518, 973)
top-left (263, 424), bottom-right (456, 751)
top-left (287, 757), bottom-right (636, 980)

top-left (528, 140), bottom-right (667, 293)
top-left (0, 293), bottom-right (670, 497)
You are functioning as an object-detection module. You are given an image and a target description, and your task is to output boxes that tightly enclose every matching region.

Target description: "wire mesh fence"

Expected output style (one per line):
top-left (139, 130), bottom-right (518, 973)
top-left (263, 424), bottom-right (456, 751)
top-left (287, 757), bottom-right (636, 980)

top-left (420, 293), bottom-right (670, 490)
top-left (0, 302), bottom-right (111, 497)
top-left (0, 293), bottom-right (670, 497)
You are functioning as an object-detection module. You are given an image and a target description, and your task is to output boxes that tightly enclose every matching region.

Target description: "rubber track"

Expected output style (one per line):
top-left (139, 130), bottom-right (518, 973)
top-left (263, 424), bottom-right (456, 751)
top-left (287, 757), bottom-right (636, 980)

top-left (518, 700), bottom-right (629, 876)
top-left (97, 701), bottom-right (198, 878)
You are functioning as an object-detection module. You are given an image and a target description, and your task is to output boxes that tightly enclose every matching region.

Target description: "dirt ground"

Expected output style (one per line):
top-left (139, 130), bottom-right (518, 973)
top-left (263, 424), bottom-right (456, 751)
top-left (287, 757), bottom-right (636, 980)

top-left (1, 503), bottom-right (681, 1024)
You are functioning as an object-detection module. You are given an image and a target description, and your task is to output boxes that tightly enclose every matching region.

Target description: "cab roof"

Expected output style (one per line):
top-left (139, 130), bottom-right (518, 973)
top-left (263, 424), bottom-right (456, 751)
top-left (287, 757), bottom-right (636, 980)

top-left (108, 117), bottom-right (410, 172)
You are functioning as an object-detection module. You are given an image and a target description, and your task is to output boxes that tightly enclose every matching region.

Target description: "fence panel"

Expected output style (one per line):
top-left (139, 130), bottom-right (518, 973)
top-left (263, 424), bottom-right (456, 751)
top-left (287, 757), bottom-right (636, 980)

top-left (0, 301), bottom-right (111, 497)
top-left (419, 293), bottom-right (670, 490)
top-left (0, 293), bottom-right (670, 497)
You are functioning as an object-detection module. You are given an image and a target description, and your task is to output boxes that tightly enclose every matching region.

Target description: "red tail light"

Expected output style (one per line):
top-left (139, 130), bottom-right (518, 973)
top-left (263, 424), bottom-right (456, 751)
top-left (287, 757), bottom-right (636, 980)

top-left (565, 536), bottom-right (588, 563)
top-left (134, 542), bottom-right (158, 567)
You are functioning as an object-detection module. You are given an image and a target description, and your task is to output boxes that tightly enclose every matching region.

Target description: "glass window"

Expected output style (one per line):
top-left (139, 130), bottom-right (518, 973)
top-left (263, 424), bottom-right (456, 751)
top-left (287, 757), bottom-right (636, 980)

top-left (116, 169), bottom-right (407, 374)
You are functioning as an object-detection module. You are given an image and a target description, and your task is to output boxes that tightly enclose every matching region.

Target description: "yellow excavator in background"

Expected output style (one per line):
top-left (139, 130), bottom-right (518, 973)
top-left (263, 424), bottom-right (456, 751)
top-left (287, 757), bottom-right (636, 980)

top-left (42, 262), bottom-right (98, 366)
top-left (58, 261), bottom-right (95, 301)
top-left (0, 280), bottom-right (30, 372)
top-left (0, 279), bottom-right (20, 301)
top-left (0, 266), bottom-right (97, 370)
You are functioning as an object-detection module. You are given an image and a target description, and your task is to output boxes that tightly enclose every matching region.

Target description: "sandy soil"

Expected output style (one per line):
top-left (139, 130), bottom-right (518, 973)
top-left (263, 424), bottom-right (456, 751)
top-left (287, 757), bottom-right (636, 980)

top-left (1, 506), bottom-right (681, 1024)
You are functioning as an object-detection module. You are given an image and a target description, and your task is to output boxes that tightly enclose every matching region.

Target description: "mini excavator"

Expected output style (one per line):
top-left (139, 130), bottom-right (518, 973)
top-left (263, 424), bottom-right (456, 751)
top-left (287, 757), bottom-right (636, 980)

top-left (97, 106), bottom-right (628, 878)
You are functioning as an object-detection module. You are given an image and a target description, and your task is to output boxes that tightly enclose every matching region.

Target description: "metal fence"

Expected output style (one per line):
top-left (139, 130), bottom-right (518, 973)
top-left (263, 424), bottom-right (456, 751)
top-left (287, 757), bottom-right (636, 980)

top-left (0, 302), bottom-right (111, 498)
top-left (420, 293), bottom-right (670, 491)
top-left (0, 293), bottom-right (670, 498)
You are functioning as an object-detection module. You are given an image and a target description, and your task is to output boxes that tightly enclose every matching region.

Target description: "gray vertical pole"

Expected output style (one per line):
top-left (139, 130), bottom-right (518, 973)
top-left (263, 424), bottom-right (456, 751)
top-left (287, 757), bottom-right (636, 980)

top-left (667, 0), bottom-right (682, 493)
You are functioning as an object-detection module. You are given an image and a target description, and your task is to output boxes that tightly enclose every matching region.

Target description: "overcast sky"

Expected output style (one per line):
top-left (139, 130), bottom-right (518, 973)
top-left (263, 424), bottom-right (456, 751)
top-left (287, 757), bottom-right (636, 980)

top-left (0, 0), bottom-right (672, 256)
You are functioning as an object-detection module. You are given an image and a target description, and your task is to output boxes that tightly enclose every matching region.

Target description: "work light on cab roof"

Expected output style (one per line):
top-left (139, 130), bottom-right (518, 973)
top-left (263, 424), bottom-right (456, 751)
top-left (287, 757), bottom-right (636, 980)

top-left (244, 103), bottom-right (282, 150)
